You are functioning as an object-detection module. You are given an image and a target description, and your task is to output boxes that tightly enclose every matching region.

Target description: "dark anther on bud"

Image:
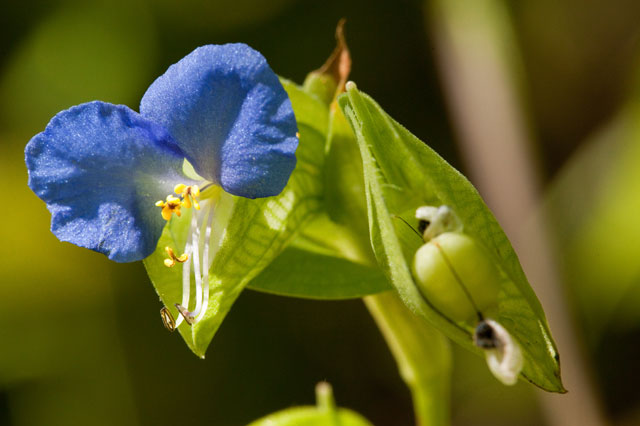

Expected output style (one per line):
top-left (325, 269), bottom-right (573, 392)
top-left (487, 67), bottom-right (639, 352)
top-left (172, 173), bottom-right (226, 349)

top-left (418, 219), bottom-right (430, 235)
top-left (474, 321), bottom-right (498, 349)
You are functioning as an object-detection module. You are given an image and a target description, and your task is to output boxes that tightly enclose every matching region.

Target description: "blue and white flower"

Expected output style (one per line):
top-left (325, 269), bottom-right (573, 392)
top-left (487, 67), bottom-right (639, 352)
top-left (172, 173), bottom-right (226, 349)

top-left (25, 44), bottom-right (298, 326)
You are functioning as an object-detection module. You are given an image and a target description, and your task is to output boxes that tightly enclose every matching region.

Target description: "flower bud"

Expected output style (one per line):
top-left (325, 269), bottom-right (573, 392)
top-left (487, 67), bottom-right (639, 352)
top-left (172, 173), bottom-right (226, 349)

top-left (412, 232), bottom-right (501, 322)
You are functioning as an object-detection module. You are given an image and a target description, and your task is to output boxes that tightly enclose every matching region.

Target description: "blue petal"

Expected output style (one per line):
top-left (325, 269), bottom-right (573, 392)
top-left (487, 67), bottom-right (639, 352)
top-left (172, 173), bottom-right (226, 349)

top-left (25, 101), bottom-right (188, 262)
top-left (140, 44), bottom-right (298, 198)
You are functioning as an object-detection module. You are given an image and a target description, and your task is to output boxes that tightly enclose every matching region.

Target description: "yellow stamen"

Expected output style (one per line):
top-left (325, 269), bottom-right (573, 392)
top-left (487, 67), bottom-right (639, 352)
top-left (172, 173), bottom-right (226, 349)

top-left (156, 184), bottom-right (202, 221)
top-left (163, 246), bottom-right (188, 268)
top-left (155, 195), bottom-right (182, 220)
top-left (182, 195), bottom-right (192, 209)
top-left (174, 184), bottom-right (201, 210)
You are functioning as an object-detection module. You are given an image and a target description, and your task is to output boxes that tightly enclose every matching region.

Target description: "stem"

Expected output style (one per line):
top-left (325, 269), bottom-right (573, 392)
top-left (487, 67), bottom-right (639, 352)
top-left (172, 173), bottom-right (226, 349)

top-left (364, 292), bottom-right (451, 426)
top-left (315, 381), bottom-right (336, 412)
top-left (315, 381), bottom-right (341, 426)
top-left (325, 186), bottom-right (453, 424)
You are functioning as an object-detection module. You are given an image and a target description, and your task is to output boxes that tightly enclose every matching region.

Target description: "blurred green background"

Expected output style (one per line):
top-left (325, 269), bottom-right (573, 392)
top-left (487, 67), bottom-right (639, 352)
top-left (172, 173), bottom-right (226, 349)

top-left (2, 0), bottom-right (640, 425)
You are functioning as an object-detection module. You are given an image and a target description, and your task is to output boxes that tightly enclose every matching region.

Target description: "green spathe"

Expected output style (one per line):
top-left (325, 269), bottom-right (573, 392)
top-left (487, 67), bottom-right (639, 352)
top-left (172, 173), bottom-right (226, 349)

top-left (338, 82), bottom-right (565, 392)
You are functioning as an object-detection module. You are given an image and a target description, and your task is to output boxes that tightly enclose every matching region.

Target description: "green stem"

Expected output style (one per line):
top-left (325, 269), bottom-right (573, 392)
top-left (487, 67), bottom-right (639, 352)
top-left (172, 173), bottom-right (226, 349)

top-left (364, 292), bottom-right (451, 426)
top-left (315, 382), bottom-right (342, 426)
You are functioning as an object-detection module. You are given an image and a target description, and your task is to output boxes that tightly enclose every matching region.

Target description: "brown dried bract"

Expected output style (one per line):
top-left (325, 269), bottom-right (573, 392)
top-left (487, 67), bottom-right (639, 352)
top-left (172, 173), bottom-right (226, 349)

top-left (313, 19), bottom-right (352, 101)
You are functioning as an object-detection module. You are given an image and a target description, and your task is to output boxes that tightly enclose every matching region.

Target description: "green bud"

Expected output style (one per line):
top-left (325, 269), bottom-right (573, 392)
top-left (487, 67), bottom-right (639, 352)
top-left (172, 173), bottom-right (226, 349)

top-left (412, 232), bottom-right (501, 322)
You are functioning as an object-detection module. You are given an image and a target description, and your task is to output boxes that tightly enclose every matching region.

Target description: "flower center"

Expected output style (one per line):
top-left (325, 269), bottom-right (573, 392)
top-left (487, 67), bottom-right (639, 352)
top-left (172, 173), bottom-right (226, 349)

top-left (174, 183), bottom-right (201, 210)
top-left (155, 184), bottom-right (201, 221)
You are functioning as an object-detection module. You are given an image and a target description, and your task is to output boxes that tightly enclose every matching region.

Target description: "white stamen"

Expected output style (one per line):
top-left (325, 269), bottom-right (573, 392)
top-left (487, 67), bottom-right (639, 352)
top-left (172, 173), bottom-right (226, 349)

top-left (173, 192), bottom-right (219, 329)
top-left (175, 224), bottom-right (193, 328)
top-left (191, 207), bottom-right (203, 316)
top-left (195, 203), bottom-right (214, 322)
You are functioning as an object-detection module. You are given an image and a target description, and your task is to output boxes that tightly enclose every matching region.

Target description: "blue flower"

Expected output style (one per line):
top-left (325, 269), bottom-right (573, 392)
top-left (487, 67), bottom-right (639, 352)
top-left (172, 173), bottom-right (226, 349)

top-left (25, 44), bottom-right (298, 265)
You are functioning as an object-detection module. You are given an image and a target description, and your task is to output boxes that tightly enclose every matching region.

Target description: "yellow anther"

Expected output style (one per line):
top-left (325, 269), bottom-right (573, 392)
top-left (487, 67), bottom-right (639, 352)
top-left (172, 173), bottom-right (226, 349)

top-left (156, 195), bottom-right (182, 221)
top-left (174, 184), bottom-right (200, 210)
top-left (190, 196), bottom-right (200, 210)
top-left (163, 246), bottom-right (188, 268)
top-left (157, 184), bottom-right (202, 220)
top-left (182, 196), bottom-right (193, 209)
top-left (190, 185), bottom-right (201, 210)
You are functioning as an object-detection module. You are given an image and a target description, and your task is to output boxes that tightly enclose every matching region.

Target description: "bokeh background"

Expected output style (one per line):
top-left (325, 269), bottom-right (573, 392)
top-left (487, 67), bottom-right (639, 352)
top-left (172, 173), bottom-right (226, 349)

top-left (2, 0), bottom-right (640, 425)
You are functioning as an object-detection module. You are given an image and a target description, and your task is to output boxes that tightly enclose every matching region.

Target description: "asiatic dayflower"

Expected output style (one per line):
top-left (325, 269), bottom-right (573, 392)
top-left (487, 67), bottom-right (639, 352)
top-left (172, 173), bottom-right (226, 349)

top-left (25, 44), bottom-right (298, 328)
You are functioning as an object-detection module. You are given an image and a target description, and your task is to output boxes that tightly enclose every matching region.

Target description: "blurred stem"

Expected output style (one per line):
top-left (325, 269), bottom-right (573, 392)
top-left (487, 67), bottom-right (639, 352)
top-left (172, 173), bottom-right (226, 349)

top-left (315, 382), bottom-right (341, 425)
top-left (315, 381), bottom-right (337, 411)
top-left (427, 0), bottom-right (608, 425)
top-left (365, 292), bottom-right (451, 426)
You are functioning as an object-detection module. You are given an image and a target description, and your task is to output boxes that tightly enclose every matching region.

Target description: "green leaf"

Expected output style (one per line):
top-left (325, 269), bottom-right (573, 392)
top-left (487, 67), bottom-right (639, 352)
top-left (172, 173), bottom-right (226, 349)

top-left (323, 106), bottom-right (372, 257)
top-left (338, 83), bottom-right (564, 392)
top-left (247, 101), bottom-right (391, 300)
top-left (247, 246), bottom-right (390, 299)
top-left (144, 80), bottom-right (326, 356)
top-left (245, 78), bottom-right (388, 299)
top-left (248, 382), bottom-right (373, 426)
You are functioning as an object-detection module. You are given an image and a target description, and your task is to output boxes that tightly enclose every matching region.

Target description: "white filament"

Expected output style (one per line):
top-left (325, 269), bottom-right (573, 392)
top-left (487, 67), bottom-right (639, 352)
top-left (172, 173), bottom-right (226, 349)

top-left (175, 222), bottom-right (194, 328)
top-left (175, 200), bottom-right (215, 327)
top-left (195, 203), bottom-right (214, 322)
top-left (191, 206), bottom-right (203, 316)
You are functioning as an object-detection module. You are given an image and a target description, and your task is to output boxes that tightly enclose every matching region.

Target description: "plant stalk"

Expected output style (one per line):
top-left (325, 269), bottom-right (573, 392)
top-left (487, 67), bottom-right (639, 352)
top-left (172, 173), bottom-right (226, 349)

top-left (364, 292), bottom-right (451, 426)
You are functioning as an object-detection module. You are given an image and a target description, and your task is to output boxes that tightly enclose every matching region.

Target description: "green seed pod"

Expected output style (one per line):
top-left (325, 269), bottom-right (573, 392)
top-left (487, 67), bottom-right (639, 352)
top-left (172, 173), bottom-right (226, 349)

top-left (412, 232), bottom-right (501, 322)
